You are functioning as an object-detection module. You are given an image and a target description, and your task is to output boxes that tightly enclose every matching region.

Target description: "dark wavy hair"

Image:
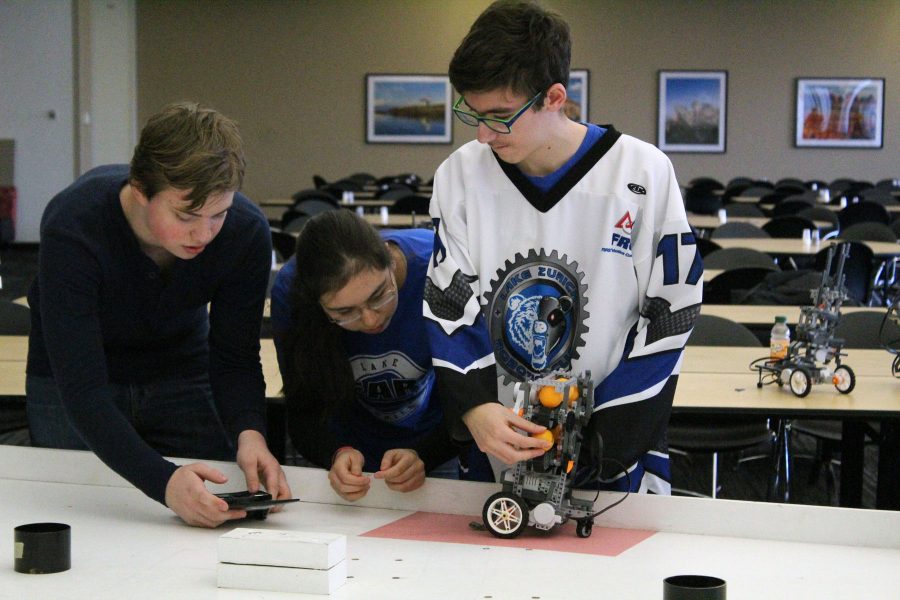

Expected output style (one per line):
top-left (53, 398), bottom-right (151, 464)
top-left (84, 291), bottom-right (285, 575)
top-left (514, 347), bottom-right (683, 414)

top-left (129, 101), bottom-right (245, 209)
top-left (449, 0), bottom-right (571, 110)
top-left (281, 210), bottom-right (391, 422)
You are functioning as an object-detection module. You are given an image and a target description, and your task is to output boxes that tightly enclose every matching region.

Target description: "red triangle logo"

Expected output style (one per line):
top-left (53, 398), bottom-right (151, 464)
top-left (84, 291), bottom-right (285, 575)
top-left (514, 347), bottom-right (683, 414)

top-left (615, 212), bottom-right (634, 234)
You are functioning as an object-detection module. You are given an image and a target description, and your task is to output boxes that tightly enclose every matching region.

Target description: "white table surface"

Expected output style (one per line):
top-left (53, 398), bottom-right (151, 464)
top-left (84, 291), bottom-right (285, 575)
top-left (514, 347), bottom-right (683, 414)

top-left (1, 446), bottom-right (899, 600)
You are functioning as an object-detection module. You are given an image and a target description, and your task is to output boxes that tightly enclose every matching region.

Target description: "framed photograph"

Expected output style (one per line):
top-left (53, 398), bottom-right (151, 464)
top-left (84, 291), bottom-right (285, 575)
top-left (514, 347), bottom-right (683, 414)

top-left (566, 69), bottom-right (590, 122)
top-left (366, 74), bottom-right (452, 144)
top-left (795, 78), bottom-right (884, 148)
top-left (658, 70), bottom-right (727, 153)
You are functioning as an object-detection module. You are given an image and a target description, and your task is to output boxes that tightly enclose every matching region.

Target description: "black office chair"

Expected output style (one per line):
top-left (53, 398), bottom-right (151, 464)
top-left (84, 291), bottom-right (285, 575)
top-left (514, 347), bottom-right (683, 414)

top-left (0, 300), bottom-right (30, 335)
top-left (377, 186), bottom-right (416, 201)
top-left (684, 187), bottom-right (722, 215)
top-left (739, 185), bottom-right (776, 200)
top-left (804, 180), bottom-right (829, 192)
top-left (390, 194), bottom-right (430, 215)
top-left (859, 188), bottom-right (898, 206)
top-left (270, 229), bottom-right (297, 263)
top-left (720, 181), bottom-right (752, 204)
top-left (703, 267), bottom-right (777, 304)
top-left (814, 242), bottom-right (875, 305)
top-left (875, 178), bottom-right (899, 192)
top-left (837, 201), bottom-right (891, 229)
top-left (829, 178), bottom-right (857, 195)
top-left (775, 178), bottom-right (805, 191)
top-left (294, 198), bottom-right (339, 218)
top-left (292, 188), bottom-right (339, 205)
top-left (346, 172), bottom-right (377, 187)
top-left (724, 203), bottom-right (765, 218)
top-left (703, 247), bottom-right (779, 271)
top-left (669, 315), bottom-right (777, 499)
top-left (726, 176), bottom-right (755, 189)
top-left (762, 215), bottom-right (817, 239)
top-left (695, 238), bottom-right (722, 258)
top-left (281, 209), bottom-right (312, 234)
top-left (688, 177), bottom-right (724, 192)
top-left (797, 207), bottom-right (840, 237)
top-left (710, 222), bottom-right (771, 240)
top-left (771, 198), bottom-right (815, 218)
top-left (840, 222), bottom-right (897, 243)
top-left (890, 218), bottom-right (900, 240)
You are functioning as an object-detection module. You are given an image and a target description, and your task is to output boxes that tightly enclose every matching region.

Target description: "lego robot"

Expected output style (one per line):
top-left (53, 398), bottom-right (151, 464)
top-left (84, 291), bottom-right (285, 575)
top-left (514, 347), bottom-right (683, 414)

top-left (481, 371), bottom-right (599, 539)
top-left (754, 243), bottom-right (856, 397)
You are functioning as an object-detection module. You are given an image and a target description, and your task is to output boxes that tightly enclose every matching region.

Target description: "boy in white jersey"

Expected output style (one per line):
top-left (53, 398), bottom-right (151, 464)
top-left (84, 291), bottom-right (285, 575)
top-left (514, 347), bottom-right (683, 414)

top-left (424, 0), bottom-right (703, 492)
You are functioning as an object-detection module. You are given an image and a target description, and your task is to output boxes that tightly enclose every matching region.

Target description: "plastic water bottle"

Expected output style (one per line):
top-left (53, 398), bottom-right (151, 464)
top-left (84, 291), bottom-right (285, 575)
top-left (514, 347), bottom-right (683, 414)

top-left (770, 316), bottom-right (790, 360)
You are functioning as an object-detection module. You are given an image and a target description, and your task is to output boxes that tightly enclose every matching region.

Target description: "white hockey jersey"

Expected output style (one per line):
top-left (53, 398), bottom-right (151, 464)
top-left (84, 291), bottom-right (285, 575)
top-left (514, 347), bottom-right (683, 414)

top-left (424, 126), bottom-right (703, 494)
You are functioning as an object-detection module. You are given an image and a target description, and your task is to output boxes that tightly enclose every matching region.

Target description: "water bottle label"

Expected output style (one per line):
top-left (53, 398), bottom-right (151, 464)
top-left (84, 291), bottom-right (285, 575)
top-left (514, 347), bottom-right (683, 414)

top-left (770, 341), bottom-right (787, 359)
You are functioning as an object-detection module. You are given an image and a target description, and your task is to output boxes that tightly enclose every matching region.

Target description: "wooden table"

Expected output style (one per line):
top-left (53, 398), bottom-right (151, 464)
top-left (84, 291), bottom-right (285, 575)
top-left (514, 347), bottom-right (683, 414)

top-left (688, 214), bottom-right (832, 230)
top-left (361, 213), bottom-right (429, 228)
top-left (339, 198), bottom-right (396, 208)
top-left (731, 195), bottom-right (900, 213)
top-left (701, 304), bottom-right (885, 326)
top-left (712, 238), bottom-right (900, 257)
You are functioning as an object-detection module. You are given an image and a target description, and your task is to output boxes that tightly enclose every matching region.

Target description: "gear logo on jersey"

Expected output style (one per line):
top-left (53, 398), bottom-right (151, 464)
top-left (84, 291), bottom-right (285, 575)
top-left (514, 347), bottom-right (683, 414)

top-left (483, 249), bottom-right (589, 383)
top-left (602, 211), bottom-right (634, 257)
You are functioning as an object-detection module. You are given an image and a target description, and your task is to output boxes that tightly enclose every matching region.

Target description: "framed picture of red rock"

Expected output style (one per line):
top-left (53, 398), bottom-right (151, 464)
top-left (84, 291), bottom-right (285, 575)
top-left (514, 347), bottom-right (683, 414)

top-left (795, 78), bottom-right (884, 148)
top-left (657, 70), bottom-right (727, 153)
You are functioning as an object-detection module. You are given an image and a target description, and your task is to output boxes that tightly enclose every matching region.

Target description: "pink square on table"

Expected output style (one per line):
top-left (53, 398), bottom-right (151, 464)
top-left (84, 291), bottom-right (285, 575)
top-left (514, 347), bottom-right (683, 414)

top-left (361, 511), bottom-right (655, 557)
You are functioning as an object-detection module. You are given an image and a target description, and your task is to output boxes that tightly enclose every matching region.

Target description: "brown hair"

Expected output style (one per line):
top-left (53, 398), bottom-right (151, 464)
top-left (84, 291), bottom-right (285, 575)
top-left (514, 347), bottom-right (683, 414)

top-left (129, 101), bottom-right (245, 210)
top-left (449, 0), bottom-right (571, 109)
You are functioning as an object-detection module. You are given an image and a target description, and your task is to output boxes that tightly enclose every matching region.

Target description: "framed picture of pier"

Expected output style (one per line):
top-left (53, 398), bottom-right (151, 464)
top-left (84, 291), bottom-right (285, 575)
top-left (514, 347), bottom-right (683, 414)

top-left (658, 70), bottom-right (727, 153)
top-left (366, 74), bottom-right (453, 144)
top-left (795, 77), bottom-right (884, 148)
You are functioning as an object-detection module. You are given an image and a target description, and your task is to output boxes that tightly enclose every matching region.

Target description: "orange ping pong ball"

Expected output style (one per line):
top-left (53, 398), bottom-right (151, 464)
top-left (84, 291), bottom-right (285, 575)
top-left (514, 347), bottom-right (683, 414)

top-left (537, 378), bottom-right (578, 408)
top-left (531, 429), bottom-right (555, 451)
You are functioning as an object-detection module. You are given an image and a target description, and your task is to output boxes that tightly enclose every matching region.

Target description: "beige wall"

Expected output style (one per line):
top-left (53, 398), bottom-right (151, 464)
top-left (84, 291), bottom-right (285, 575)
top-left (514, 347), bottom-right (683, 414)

top-left (137, 0), bottom-right (900, 203)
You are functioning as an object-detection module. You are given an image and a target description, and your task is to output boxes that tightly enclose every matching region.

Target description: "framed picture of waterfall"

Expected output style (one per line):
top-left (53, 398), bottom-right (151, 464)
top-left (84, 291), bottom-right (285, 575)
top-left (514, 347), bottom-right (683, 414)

top-left (658, 70), bottom-right (727, 153)
top-left (366, 74), bottom-right (452, 144)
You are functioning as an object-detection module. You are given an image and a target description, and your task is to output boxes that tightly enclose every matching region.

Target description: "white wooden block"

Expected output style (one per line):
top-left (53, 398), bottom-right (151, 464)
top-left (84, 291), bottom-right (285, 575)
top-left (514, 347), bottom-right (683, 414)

top-left (217, 560), bottom-right (347, 595)
top-left (218, 528), bottom-right (346, 570)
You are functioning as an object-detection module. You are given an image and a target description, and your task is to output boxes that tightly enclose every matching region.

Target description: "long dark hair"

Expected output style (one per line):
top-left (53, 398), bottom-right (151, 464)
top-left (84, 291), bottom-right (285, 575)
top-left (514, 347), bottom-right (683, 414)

top-left (281, 210), bottom-right (391, 421)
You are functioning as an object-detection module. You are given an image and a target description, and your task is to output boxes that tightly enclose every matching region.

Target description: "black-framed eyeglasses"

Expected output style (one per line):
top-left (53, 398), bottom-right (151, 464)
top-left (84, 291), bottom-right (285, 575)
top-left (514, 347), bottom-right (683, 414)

top-left (321, 271), bottom-right (398, 327)
top-left (452, 92), bottom-right (542, 134)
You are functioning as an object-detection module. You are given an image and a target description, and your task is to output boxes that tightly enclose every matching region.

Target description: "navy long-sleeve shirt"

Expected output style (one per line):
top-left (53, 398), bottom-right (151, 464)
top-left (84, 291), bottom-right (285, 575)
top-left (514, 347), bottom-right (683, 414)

top-left (27, 165), bottom-right (271, 504)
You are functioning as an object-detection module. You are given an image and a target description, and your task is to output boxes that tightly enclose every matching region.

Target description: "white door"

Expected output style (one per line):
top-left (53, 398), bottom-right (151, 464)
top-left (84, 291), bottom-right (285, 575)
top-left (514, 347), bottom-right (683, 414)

top-left (0, 0), bottom-right (76, 243)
